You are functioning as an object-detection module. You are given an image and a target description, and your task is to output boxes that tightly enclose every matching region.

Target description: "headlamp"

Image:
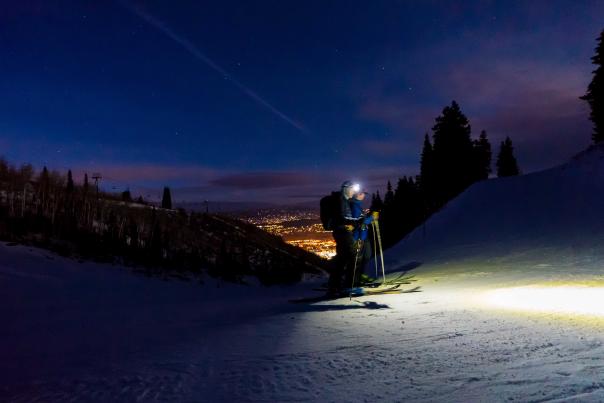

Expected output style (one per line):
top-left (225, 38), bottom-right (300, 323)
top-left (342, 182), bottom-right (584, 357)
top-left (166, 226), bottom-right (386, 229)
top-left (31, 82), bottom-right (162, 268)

top-left (352, 183), bottom-right (360, 192)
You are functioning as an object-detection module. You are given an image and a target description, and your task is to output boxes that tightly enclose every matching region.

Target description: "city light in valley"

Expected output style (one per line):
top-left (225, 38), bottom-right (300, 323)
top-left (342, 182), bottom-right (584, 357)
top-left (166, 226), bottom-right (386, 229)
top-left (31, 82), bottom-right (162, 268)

top-left (239, 208), bottom-right (336, 259)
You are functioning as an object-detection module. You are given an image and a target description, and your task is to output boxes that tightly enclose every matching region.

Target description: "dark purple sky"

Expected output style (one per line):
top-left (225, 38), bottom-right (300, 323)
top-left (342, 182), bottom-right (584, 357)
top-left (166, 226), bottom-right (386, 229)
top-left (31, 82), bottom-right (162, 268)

top-left (1, 1), bottom-right (602, 204)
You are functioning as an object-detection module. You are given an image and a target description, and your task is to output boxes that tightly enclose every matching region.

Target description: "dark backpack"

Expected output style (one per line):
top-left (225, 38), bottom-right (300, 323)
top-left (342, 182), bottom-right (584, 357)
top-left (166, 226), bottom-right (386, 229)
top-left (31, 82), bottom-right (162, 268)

top-left (320, 191), bottom-right (341, 231)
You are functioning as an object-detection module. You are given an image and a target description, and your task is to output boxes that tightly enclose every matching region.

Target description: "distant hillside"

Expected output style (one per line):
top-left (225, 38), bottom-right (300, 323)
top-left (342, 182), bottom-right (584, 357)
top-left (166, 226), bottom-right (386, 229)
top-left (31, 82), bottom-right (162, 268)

top-left (197, 213), bottom-right (326, 283)
top-left (176, 200), bottom-right (319, 215)
top-left (176, 201), bottom-right (277, 214)
top-left (382, 144), bottom-right (604, 274)
top-left (0, 158), bottom-right (326, 284)
top-left (3, 205), bottom-right (325, 285)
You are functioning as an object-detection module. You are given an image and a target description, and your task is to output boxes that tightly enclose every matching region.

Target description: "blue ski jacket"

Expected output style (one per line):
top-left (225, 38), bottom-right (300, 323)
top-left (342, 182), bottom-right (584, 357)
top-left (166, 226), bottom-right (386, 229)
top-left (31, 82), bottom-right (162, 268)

top-left (350, 199), bottom-right (373, 241)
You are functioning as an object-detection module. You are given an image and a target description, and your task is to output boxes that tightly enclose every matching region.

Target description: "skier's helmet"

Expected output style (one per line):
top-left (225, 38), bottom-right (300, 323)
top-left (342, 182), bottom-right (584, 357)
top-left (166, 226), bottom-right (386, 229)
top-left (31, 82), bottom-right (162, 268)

top-left (341, 180), bottom-right (353, 190)
top-left (341, 181), bottom-right (360, 192)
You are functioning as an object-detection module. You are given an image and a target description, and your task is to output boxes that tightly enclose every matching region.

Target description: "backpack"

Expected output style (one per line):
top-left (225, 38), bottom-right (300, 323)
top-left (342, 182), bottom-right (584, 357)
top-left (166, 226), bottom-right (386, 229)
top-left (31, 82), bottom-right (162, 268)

top-left (320, 191), bottom-right (341, 231)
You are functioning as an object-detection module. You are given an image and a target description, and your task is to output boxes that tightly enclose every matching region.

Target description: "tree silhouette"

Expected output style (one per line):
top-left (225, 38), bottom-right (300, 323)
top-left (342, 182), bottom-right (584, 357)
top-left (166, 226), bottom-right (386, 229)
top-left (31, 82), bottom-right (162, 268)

top-left (581, 29), bottom-right (604, 144)
top-left (384, 181), bottom-right (394, 207)
top-left (122, 189), bottom-right (132, 202)
top-left (473, 130), bottom-right (492, 181)
top-left (37, 167), bottom-right (50, 211)
top-left (496, 137), bottom-right (520, 177)
top-left (66, 169), bottom-right (74, 193)
top-left (370, 191), bottom-right (384, 211)
top-left (419, 133), bottom-right (435, 202)
top-left (431, 100), bottom-right (474, 205)
top-left (83, 173), bottom-right (89, 194)
top-left (161, 186), bottom-right (172, 209)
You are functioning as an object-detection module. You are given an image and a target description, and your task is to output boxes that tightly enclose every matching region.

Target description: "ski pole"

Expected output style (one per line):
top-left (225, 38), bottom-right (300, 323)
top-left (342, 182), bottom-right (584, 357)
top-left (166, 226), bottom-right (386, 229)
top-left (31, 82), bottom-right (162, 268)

top-left (350, 240), bottom-right (361, 300)
top-left (374, 219), bottom-right (386, 284)
top-left (372, 222), bottom-right (378, 279)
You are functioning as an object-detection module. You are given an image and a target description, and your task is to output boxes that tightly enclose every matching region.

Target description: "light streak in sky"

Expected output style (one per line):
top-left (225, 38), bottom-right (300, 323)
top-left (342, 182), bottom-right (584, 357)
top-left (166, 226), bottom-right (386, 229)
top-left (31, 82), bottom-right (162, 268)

top-left (120, 1), bottom-right (307, 133)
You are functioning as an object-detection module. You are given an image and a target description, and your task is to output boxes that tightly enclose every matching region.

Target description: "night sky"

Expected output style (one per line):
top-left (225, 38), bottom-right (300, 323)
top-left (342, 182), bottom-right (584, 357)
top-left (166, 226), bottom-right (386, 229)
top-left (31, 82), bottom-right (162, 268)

top-left (1, 1), bottom-right (602, 204)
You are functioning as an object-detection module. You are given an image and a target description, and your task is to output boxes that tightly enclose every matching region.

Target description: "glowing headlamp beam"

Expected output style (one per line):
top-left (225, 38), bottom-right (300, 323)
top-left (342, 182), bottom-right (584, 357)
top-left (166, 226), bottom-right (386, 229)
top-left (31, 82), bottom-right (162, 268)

top-left (482, 285), bottom-right (604, 317)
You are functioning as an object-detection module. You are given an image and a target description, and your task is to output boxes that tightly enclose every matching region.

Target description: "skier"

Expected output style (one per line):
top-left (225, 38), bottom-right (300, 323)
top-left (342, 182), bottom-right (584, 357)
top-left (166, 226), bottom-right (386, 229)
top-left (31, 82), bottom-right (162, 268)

top-left (326, 180), bottom-right (363, 296)
top-left (348, 190), bottom-right (378, 288)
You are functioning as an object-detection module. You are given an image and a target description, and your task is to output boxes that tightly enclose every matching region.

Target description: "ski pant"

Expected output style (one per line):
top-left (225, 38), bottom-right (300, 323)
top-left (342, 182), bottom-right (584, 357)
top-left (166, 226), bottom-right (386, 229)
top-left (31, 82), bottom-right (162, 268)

top-left (356, 237), bottom-right (373, 280)
top-left (328, 231), bottom-right (374, 290)
top-left (328, 230), bottom-right (356, 291)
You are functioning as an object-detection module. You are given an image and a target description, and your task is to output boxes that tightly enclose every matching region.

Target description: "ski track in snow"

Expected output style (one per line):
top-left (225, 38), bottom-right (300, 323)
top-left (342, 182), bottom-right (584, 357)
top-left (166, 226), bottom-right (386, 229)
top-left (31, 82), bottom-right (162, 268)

top-left (7, 303), bottom-right (604, 402)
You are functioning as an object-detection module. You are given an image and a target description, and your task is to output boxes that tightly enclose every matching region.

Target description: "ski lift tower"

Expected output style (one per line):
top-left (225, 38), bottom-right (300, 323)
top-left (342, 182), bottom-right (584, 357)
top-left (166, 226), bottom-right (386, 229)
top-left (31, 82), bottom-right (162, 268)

top-left (91, 172), bottom-right (102, 194)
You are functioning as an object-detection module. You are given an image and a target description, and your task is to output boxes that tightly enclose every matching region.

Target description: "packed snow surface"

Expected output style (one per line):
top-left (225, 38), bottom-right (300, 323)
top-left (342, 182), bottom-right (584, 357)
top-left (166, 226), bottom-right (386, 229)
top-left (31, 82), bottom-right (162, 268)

top-left (4, 240), bottom-right (604, 402)
top-left (5, 146), bottom-right (604, 402)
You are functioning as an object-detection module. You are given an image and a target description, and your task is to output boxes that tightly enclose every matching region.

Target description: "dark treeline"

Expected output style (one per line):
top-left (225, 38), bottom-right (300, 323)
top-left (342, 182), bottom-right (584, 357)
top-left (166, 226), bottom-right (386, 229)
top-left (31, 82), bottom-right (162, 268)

top-left (0, 159), bottom-right (324, 284)
top-left (582, 28), bottom-right (604, 144)
top-left (371, 100), bottom-right (521, 248)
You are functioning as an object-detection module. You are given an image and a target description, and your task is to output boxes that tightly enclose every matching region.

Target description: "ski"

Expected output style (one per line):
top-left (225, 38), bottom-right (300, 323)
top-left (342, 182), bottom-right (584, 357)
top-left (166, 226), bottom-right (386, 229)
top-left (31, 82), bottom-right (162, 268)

top-left (359, 271), bottom-right (413, 288)
top-left (312, 282), bottom-right (404, 293)
top-left (310, 273), bottom-right (413, 292)
top-left (357, 284), bottom-right (402, 294)
top-left (290, 284), bottom-right (404, 304)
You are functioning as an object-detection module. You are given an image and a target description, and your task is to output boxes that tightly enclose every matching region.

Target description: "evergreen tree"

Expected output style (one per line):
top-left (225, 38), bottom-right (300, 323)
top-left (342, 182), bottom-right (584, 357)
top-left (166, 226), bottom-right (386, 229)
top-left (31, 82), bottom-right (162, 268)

top-left (66, 169), bottom-right (74, 193)
top-left (161, 186), bottom-right (172, 209)
top-left (370, 191), bottom-right (384, 211)
top-left (377, 175), bottom-right (423, 247)
top-left (473, 130), bottom-right (492, 181)
top-left (380, 180), bottom-right (395, 246)
top-left (431, 100), bottom-right (474, 205)
top-left (496, 137), bottom-right (520, 177)
top-left (38, 166), bottom-right (49, 194)
top-left (83, 173), bottom-right (89, 193)
top-left (419, 133), bottom-right (434, 192)
top-left (383, 181), bottom-right (394, 207)
top-left (122, 189), bottom-right (132, 202)
top-left (393, 176), bottom-right (408, 206)
top-left (19, 163), bottom-right (34, 184)
top-left (581, 29), bottom-right (604, 143)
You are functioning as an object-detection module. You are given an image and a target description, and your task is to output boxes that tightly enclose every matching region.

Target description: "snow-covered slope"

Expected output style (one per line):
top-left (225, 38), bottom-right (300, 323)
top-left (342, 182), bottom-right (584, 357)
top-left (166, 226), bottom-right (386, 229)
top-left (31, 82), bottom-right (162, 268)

top-left (382, 144), bottom-right (604, 277)
top-left (8, 146), bottom-right (604, 402)
top-left (7, 238), bottom-right (604, 401)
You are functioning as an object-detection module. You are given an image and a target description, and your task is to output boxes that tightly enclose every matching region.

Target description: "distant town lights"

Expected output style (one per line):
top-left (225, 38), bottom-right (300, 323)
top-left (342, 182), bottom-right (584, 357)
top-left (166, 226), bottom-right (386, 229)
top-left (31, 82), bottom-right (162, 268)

top-left (483, 285), bottom-right (604, 317)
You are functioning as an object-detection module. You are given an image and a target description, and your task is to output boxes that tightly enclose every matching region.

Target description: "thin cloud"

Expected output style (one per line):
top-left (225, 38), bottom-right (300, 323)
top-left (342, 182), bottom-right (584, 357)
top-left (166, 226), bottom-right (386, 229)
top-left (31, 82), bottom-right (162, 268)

top-left (70, 162), bottom-right (220, 183)
top-left (210, 172), bottom-right (318, 189)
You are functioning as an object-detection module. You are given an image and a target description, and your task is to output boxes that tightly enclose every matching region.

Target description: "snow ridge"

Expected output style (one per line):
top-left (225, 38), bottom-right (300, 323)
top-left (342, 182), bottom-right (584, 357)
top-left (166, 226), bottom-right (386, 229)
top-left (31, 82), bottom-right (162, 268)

top-left (381, 144), bottom-right (604, 272)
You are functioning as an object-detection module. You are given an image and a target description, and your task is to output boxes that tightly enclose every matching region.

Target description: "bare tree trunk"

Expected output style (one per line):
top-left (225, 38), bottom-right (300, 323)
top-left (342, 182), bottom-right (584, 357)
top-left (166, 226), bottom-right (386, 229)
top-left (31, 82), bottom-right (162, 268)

top-left (51, 193), bottom-right (59, 226)
top-left (21, 185), bottom-right (26, 217)
top-left (138, 221), bottom-right (145, 247)
top-left (9, 191), bottom-right (14, 217)
top-left (118, 216), bottom-right (126, 240)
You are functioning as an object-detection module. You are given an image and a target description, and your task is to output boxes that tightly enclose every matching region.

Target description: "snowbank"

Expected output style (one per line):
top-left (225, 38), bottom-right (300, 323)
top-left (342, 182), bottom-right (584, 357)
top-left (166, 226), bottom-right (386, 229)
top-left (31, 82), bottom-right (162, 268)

top-left (381, 144), bottom-right (604, 279)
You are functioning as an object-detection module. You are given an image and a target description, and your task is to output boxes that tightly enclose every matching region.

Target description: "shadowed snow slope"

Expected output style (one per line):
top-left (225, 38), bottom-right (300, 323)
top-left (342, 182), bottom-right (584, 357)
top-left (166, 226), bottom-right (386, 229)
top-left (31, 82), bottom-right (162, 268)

top-left (382, 144), bottom-right (604, 274)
